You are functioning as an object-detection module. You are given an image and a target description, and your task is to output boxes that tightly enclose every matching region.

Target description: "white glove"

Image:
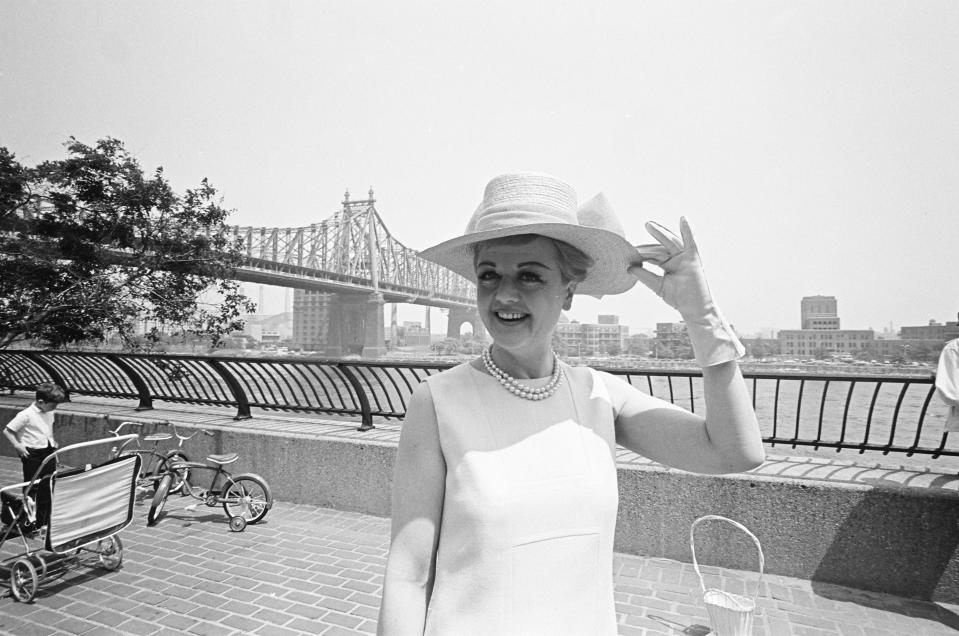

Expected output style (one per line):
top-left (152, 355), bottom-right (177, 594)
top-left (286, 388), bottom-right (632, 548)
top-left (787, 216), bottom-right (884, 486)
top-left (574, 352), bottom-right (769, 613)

top-left (628, 217), bottom-right (744, 367)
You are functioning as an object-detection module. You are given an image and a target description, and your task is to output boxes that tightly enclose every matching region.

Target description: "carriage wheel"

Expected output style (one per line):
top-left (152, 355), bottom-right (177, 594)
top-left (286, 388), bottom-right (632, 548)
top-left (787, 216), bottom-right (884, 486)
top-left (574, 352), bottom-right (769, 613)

top-left (10, 557), bottom-right (39, 602)
top-left (97, 535), bottom-right (123, 570)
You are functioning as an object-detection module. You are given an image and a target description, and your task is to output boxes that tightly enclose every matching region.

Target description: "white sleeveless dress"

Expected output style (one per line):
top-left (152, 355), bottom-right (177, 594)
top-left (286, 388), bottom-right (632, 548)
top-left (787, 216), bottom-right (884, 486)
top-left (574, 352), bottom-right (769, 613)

top-left (423, 362), bottom-right (619, 636)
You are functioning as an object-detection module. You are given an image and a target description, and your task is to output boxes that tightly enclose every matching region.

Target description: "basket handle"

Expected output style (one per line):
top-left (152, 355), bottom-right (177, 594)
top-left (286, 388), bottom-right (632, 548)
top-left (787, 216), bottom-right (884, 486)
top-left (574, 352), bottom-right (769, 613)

top-left (690, 515), bottom-right (765, 600)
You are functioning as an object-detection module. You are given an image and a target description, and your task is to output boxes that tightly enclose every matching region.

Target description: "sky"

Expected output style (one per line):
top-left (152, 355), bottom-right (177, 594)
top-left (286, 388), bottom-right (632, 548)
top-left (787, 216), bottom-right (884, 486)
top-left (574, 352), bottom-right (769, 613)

top-left (2, 1), bottom-right (957, 337)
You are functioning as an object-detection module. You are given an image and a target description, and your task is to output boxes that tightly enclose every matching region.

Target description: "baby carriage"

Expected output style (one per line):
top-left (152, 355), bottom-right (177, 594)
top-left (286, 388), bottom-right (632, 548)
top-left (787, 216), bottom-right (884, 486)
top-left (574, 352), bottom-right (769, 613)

top-left (0, 435), bottom-right (141, 602)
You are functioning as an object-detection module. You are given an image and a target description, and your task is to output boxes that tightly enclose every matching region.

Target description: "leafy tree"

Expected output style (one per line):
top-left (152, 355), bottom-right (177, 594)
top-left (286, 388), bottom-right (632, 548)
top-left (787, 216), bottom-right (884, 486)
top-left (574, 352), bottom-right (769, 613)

top-left (626, 336), bottom-right (651, 357)
top-left (745, 340), bottom-right (777, 359)
top-left (429, 335), bottom-right (488, 356)
top-left (0, 138), bottom-right (255, 350)
top-left (551, 331), bottom-right (569, 356)
top-left (430, 338), bottom-right (462, 356)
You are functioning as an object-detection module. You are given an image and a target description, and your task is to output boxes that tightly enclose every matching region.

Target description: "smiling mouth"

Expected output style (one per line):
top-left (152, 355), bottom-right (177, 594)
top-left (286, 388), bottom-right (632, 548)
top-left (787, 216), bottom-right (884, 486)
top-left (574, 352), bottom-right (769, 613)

top-left (495, 311), bottom-right (527, 323)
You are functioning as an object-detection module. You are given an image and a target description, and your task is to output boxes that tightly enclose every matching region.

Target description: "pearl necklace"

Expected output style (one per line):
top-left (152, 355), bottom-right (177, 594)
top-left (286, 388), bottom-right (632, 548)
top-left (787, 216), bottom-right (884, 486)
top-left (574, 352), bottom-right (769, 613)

top-left (481, 347), bottom-right (563, 401)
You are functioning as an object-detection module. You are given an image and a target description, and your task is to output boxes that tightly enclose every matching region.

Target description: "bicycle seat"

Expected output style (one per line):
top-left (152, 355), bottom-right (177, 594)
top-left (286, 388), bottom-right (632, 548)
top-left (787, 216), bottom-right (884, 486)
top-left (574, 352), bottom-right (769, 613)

top-left (206, 453), bottom-right (239, 465)
top-left (144, 433), bottom-right (173, 442)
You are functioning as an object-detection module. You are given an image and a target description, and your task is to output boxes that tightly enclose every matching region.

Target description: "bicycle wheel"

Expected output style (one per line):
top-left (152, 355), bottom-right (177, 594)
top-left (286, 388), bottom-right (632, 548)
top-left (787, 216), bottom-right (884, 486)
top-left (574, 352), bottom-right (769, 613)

top-left (155, 451), bottom-right (190, 495)
top-left (118, 449), bottom-right (154, 497)
top-left (221, 474), bottom-right (273, 524)
top-left (147, 473), bottom-right (173, 526)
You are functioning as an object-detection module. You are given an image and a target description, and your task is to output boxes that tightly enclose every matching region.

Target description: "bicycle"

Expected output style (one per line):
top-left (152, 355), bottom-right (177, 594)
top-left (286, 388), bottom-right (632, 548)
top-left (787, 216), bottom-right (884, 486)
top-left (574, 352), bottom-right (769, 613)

top-left (109, 421), bottom-right (204, 500)
top-left (147, 433), bottom-right (273, 532)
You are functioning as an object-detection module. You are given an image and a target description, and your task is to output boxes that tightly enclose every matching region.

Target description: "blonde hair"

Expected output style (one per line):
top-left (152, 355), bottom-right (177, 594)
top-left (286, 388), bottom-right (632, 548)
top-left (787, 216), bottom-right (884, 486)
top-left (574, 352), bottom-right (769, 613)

top-left (471, 234), bottom-right (594, 284)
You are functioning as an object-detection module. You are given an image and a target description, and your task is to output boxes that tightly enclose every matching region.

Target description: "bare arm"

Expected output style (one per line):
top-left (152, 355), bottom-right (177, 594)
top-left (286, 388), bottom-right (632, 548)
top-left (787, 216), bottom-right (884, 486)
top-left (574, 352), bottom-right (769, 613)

top-left (611, 361), bottom-right (765, 474)
top-left (3, 426), bottom-right (26, 458)
top-left (378, 382), bottom-right (446, 635)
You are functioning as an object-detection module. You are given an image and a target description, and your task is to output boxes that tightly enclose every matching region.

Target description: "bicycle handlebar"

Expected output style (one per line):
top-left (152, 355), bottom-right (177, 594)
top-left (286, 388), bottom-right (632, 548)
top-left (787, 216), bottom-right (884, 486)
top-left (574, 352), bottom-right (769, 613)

top-left (109, 421), bottom-right (143, 436)
top-left (110, 420), bottom-right (213, 442)
top-left (167, 421), bottom-right (215, 443)
top-left (109, 420), bottom-right (213, 442)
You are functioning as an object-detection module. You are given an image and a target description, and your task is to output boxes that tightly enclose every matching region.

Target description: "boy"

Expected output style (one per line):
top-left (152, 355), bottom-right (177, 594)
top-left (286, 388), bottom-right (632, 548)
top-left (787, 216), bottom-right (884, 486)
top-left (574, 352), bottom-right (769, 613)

top-left (3, 382), bottom-right (68, 480)
top-left (2, 382), bottom-right (68, 530)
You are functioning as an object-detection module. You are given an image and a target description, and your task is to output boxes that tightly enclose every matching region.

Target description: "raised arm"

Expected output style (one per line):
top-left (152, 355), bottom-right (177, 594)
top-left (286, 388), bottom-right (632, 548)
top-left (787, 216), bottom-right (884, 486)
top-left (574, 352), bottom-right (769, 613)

top-left (624, 216), bottom-right (765, 473)
top-left (608, 363), bottom-right (765, 474)
top-left (378, 382), bottom-right (446, 635)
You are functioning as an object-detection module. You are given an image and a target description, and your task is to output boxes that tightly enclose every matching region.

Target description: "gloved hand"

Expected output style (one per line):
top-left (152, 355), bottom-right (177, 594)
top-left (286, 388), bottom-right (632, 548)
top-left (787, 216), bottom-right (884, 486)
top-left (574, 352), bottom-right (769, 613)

top-left (628, 217), bottom-right (745, 367)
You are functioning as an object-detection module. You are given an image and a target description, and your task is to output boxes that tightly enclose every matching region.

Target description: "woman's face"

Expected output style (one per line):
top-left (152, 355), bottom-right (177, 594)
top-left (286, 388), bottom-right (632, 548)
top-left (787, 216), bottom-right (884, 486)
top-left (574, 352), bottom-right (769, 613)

top-left (474, 236), bottom-right (573, 355)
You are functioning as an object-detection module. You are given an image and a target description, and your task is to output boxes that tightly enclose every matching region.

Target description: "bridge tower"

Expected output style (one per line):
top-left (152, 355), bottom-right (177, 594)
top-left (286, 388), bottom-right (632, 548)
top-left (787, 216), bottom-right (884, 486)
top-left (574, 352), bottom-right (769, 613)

top-left (447, 307), bottom-right (485, 339)
top-left (324, 189), bottom-right (387, 357)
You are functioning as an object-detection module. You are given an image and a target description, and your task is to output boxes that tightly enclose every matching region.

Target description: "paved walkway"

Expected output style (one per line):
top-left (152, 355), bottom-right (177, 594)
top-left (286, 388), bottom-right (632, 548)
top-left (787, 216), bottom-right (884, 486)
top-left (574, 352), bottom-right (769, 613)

top-left (0, 396), bottom-right (958, 634)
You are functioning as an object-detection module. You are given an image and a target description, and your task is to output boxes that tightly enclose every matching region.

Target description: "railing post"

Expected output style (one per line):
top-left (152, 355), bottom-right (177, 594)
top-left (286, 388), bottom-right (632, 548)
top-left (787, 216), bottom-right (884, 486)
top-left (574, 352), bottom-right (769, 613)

top-left (338, 363), bottom-right (375, 431)
top-left (23, 352), bottom-right (70, 400)
top-left (207, 359), bottom-right (252, 420)
top-left (107, 354), bottom-right (153, 411)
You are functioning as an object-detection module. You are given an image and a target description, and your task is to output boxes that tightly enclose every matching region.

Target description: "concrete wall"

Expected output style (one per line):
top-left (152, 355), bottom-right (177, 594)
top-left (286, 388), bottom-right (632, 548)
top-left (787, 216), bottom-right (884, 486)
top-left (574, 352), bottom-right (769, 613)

top-left (4, 407), bottom-right (959, 603)
top-left (614, 466), bottom-right (959, 604)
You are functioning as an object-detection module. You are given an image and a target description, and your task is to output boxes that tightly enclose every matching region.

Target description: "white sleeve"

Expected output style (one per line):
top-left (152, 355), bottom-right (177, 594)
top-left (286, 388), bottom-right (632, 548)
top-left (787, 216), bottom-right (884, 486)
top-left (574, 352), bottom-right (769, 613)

top-left (936, 341), bottom-right (959, 406)
top-left (5, 409), bottom-right (29, 434)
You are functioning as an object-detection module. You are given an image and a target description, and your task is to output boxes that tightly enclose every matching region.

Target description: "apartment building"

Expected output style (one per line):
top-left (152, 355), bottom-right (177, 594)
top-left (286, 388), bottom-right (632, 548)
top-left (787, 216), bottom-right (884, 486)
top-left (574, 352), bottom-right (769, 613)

top-left (291, 289), bottom-right (332, 350)
top-left (555, 315), bottom-right (629, 355)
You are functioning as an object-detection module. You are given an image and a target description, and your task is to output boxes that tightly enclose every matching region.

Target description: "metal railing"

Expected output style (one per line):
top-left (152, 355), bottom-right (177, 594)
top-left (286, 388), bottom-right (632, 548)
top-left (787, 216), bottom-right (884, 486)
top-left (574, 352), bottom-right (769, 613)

top-left (0, 350), bottom-right (951, 458)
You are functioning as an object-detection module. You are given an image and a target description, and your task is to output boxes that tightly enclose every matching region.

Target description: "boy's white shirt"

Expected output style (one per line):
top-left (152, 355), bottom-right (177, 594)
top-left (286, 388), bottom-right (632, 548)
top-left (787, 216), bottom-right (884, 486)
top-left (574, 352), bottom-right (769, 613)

top-left (5, 403), bottom-right (57, 449)
top-left (936, 339), bottom-right (959, 432)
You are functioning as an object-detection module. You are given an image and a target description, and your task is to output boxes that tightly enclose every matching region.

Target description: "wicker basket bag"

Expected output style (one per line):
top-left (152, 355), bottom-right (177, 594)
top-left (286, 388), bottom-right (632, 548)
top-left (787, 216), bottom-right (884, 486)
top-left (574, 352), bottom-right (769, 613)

top-left (690, 515), bottom-right (765, 636)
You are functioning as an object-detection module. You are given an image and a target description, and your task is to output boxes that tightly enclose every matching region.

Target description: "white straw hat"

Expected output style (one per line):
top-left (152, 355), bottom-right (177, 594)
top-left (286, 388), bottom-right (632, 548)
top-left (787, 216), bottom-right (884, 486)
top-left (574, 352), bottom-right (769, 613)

top-left (419, 172), bottom-right (641, 296)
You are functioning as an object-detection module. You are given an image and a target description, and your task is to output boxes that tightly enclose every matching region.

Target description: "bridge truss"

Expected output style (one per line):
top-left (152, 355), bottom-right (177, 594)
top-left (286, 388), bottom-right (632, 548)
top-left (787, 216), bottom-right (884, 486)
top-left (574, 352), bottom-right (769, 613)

top-left (225, 191), bottom-right (475, 309)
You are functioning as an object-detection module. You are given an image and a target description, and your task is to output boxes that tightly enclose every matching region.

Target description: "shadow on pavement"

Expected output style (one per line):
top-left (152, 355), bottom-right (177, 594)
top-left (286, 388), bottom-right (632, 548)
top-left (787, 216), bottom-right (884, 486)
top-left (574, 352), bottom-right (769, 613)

top-left (646, 614), bottom-right (712, 635)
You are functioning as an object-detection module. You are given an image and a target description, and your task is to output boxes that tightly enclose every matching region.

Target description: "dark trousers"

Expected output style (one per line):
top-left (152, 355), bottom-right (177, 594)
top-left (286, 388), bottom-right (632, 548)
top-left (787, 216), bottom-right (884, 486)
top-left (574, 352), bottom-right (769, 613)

top-left (21, 444), bottom-right (57, 482)
top-left (20, 444), bottom-right (56, 527)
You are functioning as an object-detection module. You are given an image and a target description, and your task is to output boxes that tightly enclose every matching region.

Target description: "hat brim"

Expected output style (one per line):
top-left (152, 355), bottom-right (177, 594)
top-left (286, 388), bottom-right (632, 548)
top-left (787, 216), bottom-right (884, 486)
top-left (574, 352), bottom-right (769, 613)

top-left (419, 222), bottom-right (641, 297)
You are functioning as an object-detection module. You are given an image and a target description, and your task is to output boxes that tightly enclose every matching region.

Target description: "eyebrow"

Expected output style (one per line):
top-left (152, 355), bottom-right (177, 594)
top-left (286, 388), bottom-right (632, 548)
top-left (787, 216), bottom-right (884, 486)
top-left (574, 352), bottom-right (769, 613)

top-left (476, 260), bottom-right (553, 270)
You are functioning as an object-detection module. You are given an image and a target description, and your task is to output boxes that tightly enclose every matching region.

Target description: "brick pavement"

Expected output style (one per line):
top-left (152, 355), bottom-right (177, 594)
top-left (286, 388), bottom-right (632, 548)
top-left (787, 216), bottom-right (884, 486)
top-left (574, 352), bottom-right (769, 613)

top-left (2, 454), bottom-right (958, 635)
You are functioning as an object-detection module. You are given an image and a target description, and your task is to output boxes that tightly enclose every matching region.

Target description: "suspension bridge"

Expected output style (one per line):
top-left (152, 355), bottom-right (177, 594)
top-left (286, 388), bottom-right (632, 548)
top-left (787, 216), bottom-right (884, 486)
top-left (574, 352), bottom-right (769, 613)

top-left (225, 189), bottom-right (483, 355)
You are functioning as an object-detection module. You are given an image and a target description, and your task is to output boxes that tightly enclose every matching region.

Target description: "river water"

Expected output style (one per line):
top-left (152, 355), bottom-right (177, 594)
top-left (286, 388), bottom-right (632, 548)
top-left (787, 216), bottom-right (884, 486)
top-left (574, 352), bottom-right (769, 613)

top-left (635, 372), bottom-right (958, 473)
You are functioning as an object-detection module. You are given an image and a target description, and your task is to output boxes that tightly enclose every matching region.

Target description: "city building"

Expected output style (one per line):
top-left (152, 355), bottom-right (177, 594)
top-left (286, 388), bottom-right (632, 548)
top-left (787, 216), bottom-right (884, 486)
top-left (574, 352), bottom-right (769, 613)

top-left (291, 290), bottom-right (332, 350)
top-left (389, 321), bottom-right (431, 347)
top-left (778, 329), bottom-right (874, 358)
top-left (900, 315), bottom-right (959, 342)
top-left (779, 295), bottom-right (873, 358)
top-left (555, 314), bottom-right (629, 355)
top-left (875, 313), bottom-right (959, 362)
top-left (241, 312), bottom-right (294, 347)
top-left (801, 295), bottom-right (840, 329)
top-left (653, 322), bottom-right (692, 359)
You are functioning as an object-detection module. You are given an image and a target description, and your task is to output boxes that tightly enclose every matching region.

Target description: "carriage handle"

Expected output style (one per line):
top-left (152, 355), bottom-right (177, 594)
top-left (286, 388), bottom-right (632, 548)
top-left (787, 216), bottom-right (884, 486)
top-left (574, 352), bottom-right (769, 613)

top-left (12, 434), bottom-right (141, 494)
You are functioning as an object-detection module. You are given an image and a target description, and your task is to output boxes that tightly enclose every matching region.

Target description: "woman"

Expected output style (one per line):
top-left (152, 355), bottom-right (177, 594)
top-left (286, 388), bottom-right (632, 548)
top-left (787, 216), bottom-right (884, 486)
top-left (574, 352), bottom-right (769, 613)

top-left (377, 172), bottom-right (765, 635)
